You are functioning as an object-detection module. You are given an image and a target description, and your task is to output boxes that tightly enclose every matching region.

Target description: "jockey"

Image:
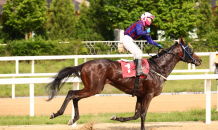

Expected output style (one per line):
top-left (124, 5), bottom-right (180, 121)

top-left (122, 12), bottom-right (162, 76)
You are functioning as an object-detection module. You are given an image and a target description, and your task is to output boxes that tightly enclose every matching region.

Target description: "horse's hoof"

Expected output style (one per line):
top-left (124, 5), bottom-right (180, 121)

top-left (110, 115), bottom-right (117, 120)
top-left (50, 113), bottom-right (54, 119)
top-left (68, 119), bottom-right (73, 125)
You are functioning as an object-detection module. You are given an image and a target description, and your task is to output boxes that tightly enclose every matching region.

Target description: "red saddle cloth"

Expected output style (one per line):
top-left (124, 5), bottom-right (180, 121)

top-left (118, 59), bottom-right (149, 78)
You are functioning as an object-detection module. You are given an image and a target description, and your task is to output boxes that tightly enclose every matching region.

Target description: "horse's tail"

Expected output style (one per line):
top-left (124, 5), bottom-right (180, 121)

top-left (45, 64), bottom-right (84, 101)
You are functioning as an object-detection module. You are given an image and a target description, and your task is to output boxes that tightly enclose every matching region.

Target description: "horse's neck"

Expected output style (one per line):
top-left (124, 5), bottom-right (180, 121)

top-left (155, 53), bottom-right (180, 77)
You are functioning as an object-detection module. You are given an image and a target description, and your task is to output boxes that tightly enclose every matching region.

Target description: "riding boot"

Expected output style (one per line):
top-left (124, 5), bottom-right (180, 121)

top-left (135, 59), bottom-right (148, 76)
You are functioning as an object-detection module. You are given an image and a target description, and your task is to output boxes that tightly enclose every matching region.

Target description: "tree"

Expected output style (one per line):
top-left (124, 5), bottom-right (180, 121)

top-left (88, 0), bottom-right (114, 40)
top-left (47, 0), bottom-right (76, 40)
top-left (2, 0), bottom-right (47, 40)
top-left (76, 0), bottom-right (93, 40)
top-left (196, 0), bottom-right (216, 39)
top-left (76, 0), bottom-right (114, 41)
top-left (105, 0), bottom-right (197, 39)
top-left (194, 0), bottom-right (218, 51)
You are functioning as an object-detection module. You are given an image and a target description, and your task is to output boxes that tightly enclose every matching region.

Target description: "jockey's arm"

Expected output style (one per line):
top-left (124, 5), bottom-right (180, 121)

top-left (135, 23), bottom-right (148, 36)
top-left (143, 35), bottom-right (159, 46)
top-left (135, 23), bottom-right (159, 46)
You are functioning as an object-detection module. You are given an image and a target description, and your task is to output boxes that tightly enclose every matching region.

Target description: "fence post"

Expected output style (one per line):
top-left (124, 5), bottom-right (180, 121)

top-left (188, 63), bottom-right (191, 70)
top-left (12, 76), bottom-right (15, 99)
top-left (204, 72), bottom-right (208, 94)
top-left (30, 84), bottom-right (34, 116)
top-left (206, 79), bottom-right (211, 124)
top-left (75, 57), bottom-right (78, 66)
top-left (72, 82), bottom-right (79, 127)
top-left (192, 64), bottom-right (195, 70)
top-left (31, 60), bottom-right (34, 74)
top-left (16, 59), bottom-right (19, 74)
top-left (209, 52), bottom-right (216, 72)
top-left (13, 59), bottom-right (19, 99)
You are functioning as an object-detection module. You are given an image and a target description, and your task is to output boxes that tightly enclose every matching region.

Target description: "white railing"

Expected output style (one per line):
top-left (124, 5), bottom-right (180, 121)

top-left (82, 39), bottom-right (205, 54)
top-left (0, 52), bottom-right (213, 99)
top-left (0, 52), bottom-right (210, 76)
top-left (1, 39), bottom-right (207, 55)
top-left (0, 52), bottom-right (211, 97)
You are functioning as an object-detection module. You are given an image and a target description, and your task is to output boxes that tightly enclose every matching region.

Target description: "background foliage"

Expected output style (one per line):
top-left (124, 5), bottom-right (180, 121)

top-left (2, 0), bottom-right (47, 40)
top-left (5, 37), bottom-right (87, 56)
top-left (194, 0), bottom-right (218, 51)
top-left (47, 0), bottom-right (76, 40)
top-left (105, 0), bottom-right (198, 39)
top-left (0, 0), bottom-right (217, 54)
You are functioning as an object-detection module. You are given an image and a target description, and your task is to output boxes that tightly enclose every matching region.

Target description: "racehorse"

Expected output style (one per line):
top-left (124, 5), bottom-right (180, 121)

top-left (45, 38), bottom-right (202, 130)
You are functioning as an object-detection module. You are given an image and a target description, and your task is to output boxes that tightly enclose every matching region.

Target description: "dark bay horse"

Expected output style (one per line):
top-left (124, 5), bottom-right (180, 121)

top-left (45, 38), bottom-right (202, 130)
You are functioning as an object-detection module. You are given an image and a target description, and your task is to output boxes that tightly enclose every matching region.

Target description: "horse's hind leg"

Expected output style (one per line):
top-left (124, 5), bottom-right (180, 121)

top-left (50, 90), bottom-right (76, 119)
top-left (50, 78), bottom-right (106, 123)
top-left (50, 87), bottom-right (100, 119)
top-left (68, 98), bottom-right (79, 125)
top-left (110, 96), bottom-right (142, 122)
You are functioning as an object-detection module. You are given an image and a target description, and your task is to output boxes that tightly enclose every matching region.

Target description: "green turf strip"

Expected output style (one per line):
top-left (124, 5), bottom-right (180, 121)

top-left (0, 108), bottom-right (218, 126)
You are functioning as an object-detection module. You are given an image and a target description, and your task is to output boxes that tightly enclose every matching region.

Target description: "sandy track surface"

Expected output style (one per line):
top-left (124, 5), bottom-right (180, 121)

top-left (0, 94), bottom-right (217, 116)
top-left (0, 94), bottom-right (218, 130)
top-left (1, 121), bottom-right (218, 130)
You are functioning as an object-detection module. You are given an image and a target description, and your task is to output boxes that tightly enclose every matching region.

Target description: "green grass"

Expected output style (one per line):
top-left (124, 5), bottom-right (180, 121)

top-left (0, 56), bottom-right (217, 98)
top-left (0, 108), bottom-right (218, 126)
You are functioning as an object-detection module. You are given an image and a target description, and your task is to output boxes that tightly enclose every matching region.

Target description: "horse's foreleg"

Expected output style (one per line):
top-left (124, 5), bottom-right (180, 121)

top-left (50, 90), bottom-right (75, 119)
top-left (140, 94), bottom-right (153, 130)
top-left (110, 96), bottom-right (142, 122)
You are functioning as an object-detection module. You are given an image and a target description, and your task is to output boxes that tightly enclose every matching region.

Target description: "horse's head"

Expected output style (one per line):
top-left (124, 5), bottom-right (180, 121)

top-left (177, 38), bottom-right (202, 66)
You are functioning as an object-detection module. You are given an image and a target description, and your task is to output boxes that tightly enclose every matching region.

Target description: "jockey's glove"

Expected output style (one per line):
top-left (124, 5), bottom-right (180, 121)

top-left (157, 44), bottom-right (163, 49)
top-left (146, 28), bottom-right (150, 33)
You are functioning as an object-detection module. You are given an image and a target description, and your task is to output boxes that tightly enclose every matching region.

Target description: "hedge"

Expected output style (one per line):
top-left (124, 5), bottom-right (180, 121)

top-left (2, 37), bottom-right (88, 56)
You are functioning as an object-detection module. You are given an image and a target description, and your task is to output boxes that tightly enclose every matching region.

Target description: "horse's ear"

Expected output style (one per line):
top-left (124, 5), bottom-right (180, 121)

top-left (180, 38), bottom-right (184, 44)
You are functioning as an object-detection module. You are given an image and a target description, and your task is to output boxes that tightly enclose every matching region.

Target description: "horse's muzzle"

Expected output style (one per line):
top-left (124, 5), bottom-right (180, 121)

top-left (195, 59), bottom-right (202, 66)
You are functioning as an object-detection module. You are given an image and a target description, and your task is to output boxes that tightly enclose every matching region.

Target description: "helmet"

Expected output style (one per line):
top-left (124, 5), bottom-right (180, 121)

top-left (141, 12), bottom-right (155, 26)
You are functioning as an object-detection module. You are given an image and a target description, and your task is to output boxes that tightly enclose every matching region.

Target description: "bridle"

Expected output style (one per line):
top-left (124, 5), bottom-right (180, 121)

top-left (145, 34), bottom-right (196, 80)
top-left (147, 41), bottom-right (196, 80)
top-left (148, 42), bottom-right (195, 63)
top-left (146, 33), bottom-right (195, 63)
top-left (179, 43), bottom-right (196, 64)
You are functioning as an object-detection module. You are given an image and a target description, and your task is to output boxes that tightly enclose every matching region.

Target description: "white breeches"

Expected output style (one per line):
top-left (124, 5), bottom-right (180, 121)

top-left (122, 35), bottom-right (143, 59)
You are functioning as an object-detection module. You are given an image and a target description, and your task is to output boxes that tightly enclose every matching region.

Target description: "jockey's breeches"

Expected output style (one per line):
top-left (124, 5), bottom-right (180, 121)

top-left (122, 35), bottom-right (143, 59)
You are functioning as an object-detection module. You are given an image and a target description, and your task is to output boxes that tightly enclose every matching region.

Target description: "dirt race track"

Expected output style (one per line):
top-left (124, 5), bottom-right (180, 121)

top-left (0, 94), bottom-right (218, 130)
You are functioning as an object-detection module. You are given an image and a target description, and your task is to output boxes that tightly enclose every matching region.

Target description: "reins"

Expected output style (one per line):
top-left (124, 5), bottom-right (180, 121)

top-left (146, 34), bottom-right (169, 80)
top-left (146, 35), bottom-right (189, 80)
top-left (146, 40), bottom-right (195, 81)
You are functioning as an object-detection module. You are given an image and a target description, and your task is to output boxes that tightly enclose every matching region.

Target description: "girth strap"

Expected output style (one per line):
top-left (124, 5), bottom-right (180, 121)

top-left (132, 76), bottom-right (140, 97)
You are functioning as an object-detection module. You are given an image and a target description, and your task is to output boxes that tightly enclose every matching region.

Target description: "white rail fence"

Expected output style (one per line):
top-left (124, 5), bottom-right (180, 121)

top-left (0, 52), bottom-right (217, 126)
top-left (0, 52), bottom-right (211, 99)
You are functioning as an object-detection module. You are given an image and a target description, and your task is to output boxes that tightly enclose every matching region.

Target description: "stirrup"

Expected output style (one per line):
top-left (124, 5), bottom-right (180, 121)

top-left (136, 70), bottom-right (148, 76)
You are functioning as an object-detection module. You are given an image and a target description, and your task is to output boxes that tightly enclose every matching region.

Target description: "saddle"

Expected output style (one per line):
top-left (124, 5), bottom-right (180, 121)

top-left (118, 59), bottom-right (149, 78)
top-left (118, 59), bottom-right (150, 97)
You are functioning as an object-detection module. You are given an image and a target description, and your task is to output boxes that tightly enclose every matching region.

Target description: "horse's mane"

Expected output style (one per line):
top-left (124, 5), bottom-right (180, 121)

top-left (149, 42), bottom-right (179, 60)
